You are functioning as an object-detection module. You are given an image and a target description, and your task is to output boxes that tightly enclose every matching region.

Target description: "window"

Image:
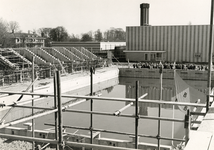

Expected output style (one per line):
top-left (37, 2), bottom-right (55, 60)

top-left (156, 53), bottom-right (162, 58)
top-left (145, 54), bottom-right (148, 61)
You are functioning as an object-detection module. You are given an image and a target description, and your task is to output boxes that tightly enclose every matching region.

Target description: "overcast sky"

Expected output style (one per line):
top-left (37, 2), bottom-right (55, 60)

top-left (0, 0), bottom-right (212, 35)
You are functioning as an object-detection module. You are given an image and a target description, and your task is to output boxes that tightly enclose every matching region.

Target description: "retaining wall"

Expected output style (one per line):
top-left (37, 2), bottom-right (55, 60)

top-left (119, 68), bottom-right (214, 81)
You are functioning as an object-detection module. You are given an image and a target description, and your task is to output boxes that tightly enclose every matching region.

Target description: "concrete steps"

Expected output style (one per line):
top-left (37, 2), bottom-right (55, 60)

top-left (29, 48), bottom-right (59, 65)
top-left (42, 47), bottom-right (71, 62)
top-left (77, 47), bottom-right (97, 59)
top-left (8, 48), bottom-right (32, 66)
top-left (14, 48), bottom-right (47, 66)
top-left (54, 47), bottom-right (81, 61)
top-left (67, 47), bottom-right (89, 60)
top-left (0, 53), bottom-right (17, 69)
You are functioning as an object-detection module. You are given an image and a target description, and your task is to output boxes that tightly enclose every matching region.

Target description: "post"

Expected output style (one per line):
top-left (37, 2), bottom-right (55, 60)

top-left (90, 67), bottom-right (94, 149)
top-left (184, 109), bottom-right (190, 145)
top-left (135, 81), bottom-right (139, 149)
top-left (158, 62), bottom-right (163, 150)
top-left (56, 71), bottom-right (63, 149)
top-left (32, 56), bottom-right (35, 150)
top-left (54, 72), bottom-right (59, 150)
top-left (206, 95), bottom-right (210, 113)
top-left (208, 0), bottom-right (214, 102)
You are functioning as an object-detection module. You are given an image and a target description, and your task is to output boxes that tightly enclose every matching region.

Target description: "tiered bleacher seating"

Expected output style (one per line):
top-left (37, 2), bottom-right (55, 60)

top-left (29, 48), bottom-right (59, 65)
top-left (65, 47), bottom-right (89, 60)
top-left (0, 53), bottom-right (17, 69)
top-left (14, 48), bottom-right (47, 66)
top-left (76, 47), bottom-right (97, 60)
top-left (42, 47), bottom-right (71, 62)
top-left (53, 47), bottom-right (81, 61)
top-left (8, 48), bottom-right (32, 66)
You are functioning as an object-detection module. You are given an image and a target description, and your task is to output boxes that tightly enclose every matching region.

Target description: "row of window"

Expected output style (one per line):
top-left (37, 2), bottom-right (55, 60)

top-left (16, 38), bottom-right (44, 43)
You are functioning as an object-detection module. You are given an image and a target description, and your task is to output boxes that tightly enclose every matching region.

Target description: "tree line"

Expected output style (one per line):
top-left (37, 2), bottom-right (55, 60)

top-left (39, 26), bottom-right (126, 46)
top-left (0, 18), bottom-right (126, 47)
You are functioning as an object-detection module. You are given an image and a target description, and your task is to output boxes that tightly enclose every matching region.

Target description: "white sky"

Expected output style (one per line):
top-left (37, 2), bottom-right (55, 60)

top-left (0, 0), bottom-right (211, 35)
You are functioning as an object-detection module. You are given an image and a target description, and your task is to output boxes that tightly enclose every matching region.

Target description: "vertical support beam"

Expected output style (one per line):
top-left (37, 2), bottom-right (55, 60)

top-left (135, 81), bottom-right (139, 149)
top-left (90, 67), bottom-right (94, 150)
top-left (158, 62), bottom-right (163, 150)
top-left (54, 72), bottom-right (59, 150)
top-left (184, 109), bottom-right (190, 145)
top-left (56, 71), bottom-right (63, 149)
top-left (206, 95), bottom-right (210, 113)
top-left (208, 0), bottom-right (214, 101)
top-left (32, 56), bottom-right (35, 150)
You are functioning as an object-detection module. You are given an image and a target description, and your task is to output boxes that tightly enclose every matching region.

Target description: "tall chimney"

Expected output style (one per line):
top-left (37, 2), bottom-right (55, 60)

top-left (140, 3), bottom-right (150, 26)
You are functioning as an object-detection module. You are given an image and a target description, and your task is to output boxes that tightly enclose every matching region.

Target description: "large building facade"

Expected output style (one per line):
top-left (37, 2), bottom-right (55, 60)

top-left (125, 3), bottom-right (212, 63)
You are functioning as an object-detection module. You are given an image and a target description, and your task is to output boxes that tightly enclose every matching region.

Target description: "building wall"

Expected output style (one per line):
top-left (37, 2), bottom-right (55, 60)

top-left (126, 25), bottom-right (211, 63)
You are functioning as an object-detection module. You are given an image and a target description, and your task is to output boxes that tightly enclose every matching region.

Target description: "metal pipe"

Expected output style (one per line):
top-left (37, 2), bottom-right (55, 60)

top-left (53, 72), bottom-right (59, 150)
top-left (15, 97), bottom-right (44, 105)
top-left (0, 91), bottom-right (206, 107)
top-left (44, 123), bottom-right (185, 142)
top-left (2, 99), bottom-right (88, 131)
top-left (184, 109), bottom-right (190, 145)
top-left (206, 95), bottom-right (210, 113)
top-left (135, 81), bottom-right (139, 149)
top-left (158, 63), bottom-right (163, 150)
top-left (10, 105), bottom-right (184, 123)
top-left (139, 93), bottom-right (148, 99)
top-left (56, 71), bottom-right (63, 149)
top-left (32, 56), bottom-right (35, 150)
top-left (208, 0), bottom-right (214, 101)
top-left (12, 105), bottom-right (53, 110)
top-left (0, 108), bottom-right (58, 129)
top-left (90, 67), bottom-right (94, 147)
top-left (113, 102), bottom-right (133, 116)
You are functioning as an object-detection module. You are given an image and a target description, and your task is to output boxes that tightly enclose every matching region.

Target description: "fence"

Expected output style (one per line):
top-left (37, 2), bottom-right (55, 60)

top-left (0, 69), bottom-right (210, 150)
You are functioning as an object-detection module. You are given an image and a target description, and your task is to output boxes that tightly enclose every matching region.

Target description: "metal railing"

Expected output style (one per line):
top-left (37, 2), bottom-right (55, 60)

top-left (0, 69), bottom-right (210, 150)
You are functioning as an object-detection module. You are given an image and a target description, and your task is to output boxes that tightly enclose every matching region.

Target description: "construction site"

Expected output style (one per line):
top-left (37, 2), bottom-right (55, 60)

top-left (0, 47), bottom-right (106, 86)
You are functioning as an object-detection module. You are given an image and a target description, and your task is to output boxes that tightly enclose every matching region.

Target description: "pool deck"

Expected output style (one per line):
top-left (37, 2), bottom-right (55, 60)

top-left (185, 102), bottom-right (214, 150)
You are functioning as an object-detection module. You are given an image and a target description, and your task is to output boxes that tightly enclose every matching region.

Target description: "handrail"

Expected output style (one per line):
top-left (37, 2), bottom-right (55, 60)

top-left (0, 91), bottom-right (206, 107)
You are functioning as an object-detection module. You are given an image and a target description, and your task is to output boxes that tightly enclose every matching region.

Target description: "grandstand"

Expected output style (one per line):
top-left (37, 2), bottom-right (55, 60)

top-left (0, 47), bottom-right (105, 85)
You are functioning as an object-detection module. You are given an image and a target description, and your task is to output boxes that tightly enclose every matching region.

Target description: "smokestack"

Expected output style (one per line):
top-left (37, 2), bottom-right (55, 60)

top-left (140, 3), bottom-right (150, 26)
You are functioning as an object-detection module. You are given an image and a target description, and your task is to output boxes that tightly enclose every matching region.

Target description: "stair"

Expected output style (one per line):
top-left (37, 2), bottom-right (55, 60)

top-left (77, 47), bottom-right (97, 59)
top-left (68, 47), bottom-right (89, 60)
top-left (42, 47), bottom-right (71, 62)
top-left (8, 48), bottom-right (32, 66)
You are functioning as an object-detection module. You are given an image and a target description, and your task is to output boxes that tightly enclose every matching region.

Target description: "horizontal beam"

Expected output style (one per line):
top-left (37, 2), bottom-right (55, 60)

top-left (0, 99), bottom-right (87, 129)
top-left (0, 91), bottom-right (206, 107)
top-left (11, 104), bottom-right (184, 122)
top-left (64, 109), bottom-right (184, 122)
top-left (44, 123), bottom-right (185, 142)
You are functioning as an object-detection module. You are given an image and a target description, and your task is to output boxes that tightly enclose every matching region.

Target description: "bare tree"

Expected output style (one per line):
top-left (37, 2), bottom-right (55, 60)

top-left (94, 29), bottom-right (103, 42)
top-left (8, 21), bottom-right (19, 33)
top-left (37, 28), bottom-right (52, 37)
top-left (0, 18), bottom-right (8, 45)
